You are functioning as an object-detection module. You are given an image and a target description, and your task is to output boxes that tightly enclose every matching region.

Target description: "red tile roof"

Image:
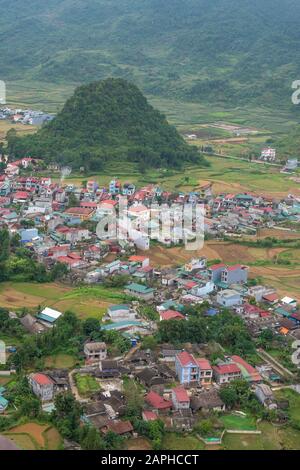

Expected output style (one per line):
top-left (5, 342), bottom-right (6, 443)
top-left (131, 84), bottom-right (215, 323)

top-left (196, 358), bottom-right (212, 370)
top-left (32, 373), bottom-right (53, 386)
top-left (213, 363), bottom-right (241, 375)
top-left (176, 351), bottom-right (197, 367)
top-left (160, 310), bottom-right (185, 321)
top-left (146, 391), bottom-right (172, 410)
top-left (129, 255), bottom-right (149, 262)
top-left (226, 264), bottom-right (242, 272)
top-left (14, 191), bottom-right (30, 199)
top-left (172, 387), bottom-right (190, 403)
top-left (231, 355), bottom-right (262, 382)
top-left (142, 410), bottom-right (158, 421)
top-left (263, 292), bottom-right (279, 302)
top-left (209, 263), bottom-right (226, 271)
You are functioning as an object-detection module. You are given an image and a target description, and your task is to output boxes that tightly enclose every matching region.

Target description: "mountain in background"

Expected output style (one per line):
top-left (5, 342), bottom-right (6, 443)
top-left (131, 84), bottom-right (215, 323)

top-left (7, 78), bottom-right (204, 171)
top-left (1, 0), bottom-right (300, 110)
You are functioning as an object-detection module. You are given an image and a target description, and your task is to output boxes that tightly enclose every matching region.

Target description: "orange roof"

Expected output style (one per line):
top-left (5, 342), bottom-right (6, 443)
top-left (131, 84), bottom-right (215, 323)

top-left (279, 327), bottom-right (289, 335)
top-left (129, 255), bottom-right (148, 262)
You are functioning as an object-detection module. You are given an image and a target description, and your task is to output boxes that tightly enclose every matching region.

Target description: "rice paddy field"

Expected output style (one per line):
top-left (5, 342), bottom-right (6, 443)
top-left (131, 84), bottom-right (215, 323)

top-left (4, 423), bottom-right (62, 450)
top-left (48, 155), bottom-right (300, 200)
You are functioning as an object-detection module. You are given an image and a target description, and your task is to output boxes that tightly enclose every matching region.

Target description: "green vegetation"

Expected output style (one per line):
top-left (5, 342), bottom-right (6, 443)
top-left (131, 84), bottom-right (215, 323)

top-left (220, 414), bottom-right (256, 431)
top-left (2, 0), bottom-right (300, 115)
top-left (74, 374), bottom-right (100, 397)
top-left (157, 309), bottom-right (256, 357)
top-left (8, 78), bottom-right (205, 171)
top-left (274, 389), bottom-right (300, 427)
top-left (162, 433), bottom-right (204, 451)
top-left (0, 228), bottom-right (68, 284)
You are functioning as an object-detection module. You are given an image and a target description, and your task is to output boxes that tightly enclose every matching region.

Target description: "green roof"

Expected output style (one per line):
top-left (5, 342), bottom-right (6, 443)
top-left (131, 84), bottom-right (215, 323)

top-left (125, 283), bottom-right (154, 294)
top-left (108, 304), bottom-right (130, 312)
top-left (0, 396), bottom-right (8, 408)
top-left (275, 307), bottom-right (291, 317)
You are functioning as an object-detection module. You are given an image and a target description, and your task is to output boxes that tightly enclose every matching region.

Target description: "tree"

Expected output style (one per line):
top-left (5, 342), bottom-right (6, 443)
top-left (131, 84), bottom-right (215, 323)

top-left (141, 336), bottom-right (158, 351)
top-left (83, 318), bottom-right (100, 337)
top-left (0, 228), bottom-right (10, 262)
top-left (123, 380), bottom-right (144, 418)
top-left (80, 426), bottom-right (105, 450)
top-left (219, 379), bottom-right (252, 409)
top-left (67, 192), bottom-right (79, 208)
top-left (52, 392), bottom-right (83, 440)
top-left (18, 395), bottom-right (41, 419)
top-left (195, 419), bottom-right (214, 437)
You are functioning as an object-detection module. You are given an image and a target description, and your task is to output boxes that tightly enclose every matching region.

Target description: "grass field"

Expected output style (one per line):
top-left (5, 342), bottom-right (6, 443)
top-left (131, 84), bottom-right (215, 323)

top-left (220, 414), bottom-right (257, 431)
top-left (163, 433), bottom-right (205, 450)
top-left (0, 282), bottom-right (124, 319)
top-left (0, 120), bottom-right (36, 142)
top-left (75, 373), bottom-right (100, 397)
top-left (274, 389), bottom-right (300, 427)
top-left (44, 353), bottom-right (77, 369)
top-left (126, 437), bottom-right (152, 450)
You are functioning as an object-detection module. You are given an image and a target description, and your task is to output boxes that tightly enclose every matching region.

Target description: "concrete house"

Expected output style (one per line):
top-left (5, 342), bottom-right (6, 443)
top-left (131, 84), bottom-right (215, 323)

top-left (175, 351), bottom-right (212, 386)
top-left (255, 384), bottom-right (277, 410)
top-left (221, 265), bottom-right (248, 284)
top-left (191, 280), bottom-right (215, 297)
top-left (84, 342), bottom-right (107, 362)
top-left (213, 363), bottom-right (242, 384)
top-left (107, 304), bottom-right (136, 322)
top-left (217, 289), bottom-right (242, 307)
top-left (208, 263), bottom-right (226, 283)
top-left (29, 373), bottom-right (54, 402)
top-left (172, 387), bottom-right (190, 410)
top-left (125, 283), bottom-right (155, 301)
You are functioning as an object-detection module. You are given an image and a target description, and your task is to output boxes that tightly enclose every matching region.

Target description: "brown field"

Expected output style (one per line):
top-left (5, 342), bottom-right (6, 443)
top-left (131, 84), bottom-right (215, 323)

top-left (43, 427), bottom-right (62, 450)
top-left (126, 437), bottom-right (152, 450)
top-left (145, 241), bottom-right (300, 301)
top-left (5, 423), bottom-right (61, 450)
top-left (258, 228), bottom-right (300, 240)
top-left (0, 120), bottom-right (36, 141)
top-left (144, 242), bottom-right (273, 267)
top-left (4, 433), bottom-right (36, 450)
top-left (7, 423), bottom-right (47, 448)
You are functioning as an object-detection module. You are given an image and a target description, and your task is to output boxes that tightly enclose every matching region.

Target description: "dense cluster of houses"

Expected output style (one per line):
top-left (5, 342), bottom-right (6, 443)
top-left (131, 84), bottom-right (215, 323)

top-left (1, 167), bottom-right (300, 442)
top-left (1, 172), bottom-right (300, 281)
top-left (4, 249), bottom-right (296, 435)
top-left (0, 107), bottom-right (54, 126)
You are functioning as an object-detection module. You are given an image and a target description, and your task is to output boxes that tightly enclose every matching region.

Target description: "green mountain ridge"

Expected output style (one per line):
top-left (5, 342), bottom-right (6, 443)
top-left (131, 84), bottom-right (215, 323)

top-left (1, 0), bottom-right (300, 110)
top-left (7, 78), bottom-right (205, 171)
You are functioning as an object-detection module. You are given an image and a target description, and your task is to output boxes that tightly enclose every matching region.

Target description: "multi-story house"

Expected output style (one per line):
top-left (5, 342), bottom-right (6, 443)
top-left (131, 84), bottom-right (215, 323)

top-left (172, 387), bottom-right (190, 410)
top-left (29, 373), bottom-right (54, 402)
top-left (208, 263), bottom-right (226, 283)
top-left (221, 265), bottom-right (248, 284)
top-left (175, 351), bottom-right (212, 386)
top-left (84, 342), bottom-right (107, 362)
top-left (212, 363), bottom-right (242, 384)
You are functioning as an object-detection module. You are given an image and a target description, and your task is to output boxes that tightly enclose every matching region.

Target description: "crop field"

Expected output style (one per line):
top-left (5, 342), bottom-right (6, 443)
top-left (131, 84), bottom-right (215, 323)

top-left (0, 120), bottom-right (36, 142)
top-left (75, 374), bottom-right (100, 397)
top-left (49, 155), bottom-right (300, 200)
top-left (0, 282), bottom-right (124, 319)
top-left (4, 423), bottom-right (61, 450)
top-left (144, 241), bottom-right (300, 300)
